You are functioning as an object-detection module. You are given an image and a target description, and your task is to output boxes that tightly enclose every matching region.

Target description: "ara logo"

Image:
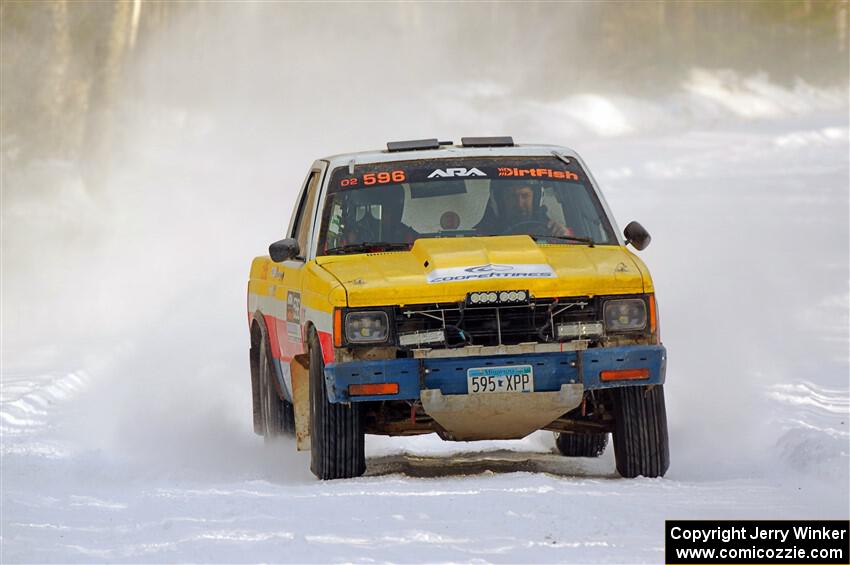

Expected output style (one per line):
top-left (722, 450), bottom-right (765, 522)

top-left (427, 167), bottom-right (487, 179)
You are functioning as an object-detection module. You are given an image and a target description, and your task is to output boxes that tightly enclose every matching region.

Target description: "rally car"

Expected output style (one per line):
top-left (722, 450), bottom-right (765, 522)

top-left (247, 137), bottom-right (668, 480)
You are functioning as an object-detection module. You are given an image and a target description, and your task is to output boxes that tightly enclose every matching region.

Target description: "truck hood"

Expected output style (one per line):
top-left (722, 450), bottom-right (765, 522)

top-left (315, 236), bottom-right (648, 307)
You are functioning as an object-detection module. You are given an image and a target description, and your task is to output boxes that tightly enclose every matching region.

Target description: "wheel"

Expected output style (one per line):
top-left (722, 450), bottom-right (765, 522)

top-left (258, 335), bottom-right (295, 440)
top-left (611, 385), bottom-right (669, 478)
top-left (309, 330), bottom-right (365, 479)
top-left (555, 432), bottom-right (608, 457)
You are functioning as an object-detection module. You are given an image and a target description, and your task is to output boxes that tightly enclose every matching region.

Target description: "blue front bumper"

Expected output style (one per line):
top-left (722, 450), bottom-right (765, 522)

top-left (324, 345), bottom-right (666, 403)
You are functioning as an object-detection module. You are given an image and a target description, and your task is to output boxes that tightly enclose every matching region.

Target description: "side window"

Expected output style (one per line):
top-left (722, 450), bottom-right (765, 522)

top-left (291, 171), bottom-right (321, 259)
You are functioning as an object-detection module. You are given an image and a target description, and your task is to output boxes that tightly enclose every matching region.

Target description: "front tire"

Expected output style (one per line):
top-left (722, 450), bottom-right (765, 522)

top-left (611, 385), bottom-right (669, 478)
top-left (555, 432), bottom-right (608, 457)
top-left (309, 331), bottom-right (365, 479)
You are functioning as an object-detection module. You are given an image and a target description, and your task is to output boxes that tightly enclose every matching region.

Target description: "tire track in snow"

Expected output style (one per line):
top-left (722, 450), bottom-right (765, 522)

top-left (768, 381), bottom-right (850, 425)
top-left (0, 371), bottom-right (90, 437)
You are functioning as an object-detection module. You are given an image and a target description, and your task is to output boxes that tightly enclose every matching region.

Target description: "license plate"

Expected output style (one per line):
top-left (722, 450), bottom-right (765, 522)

top-left (467, 365), bottom-right (534, 394)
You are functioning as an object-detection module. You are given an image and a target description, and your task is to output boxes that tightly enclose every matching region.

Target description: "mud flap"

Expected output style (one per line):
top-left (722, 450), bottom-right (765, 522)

top-left (250, 345), bottom-right (262, 435)
top-left (420, 384), bottom-right (584, 441)
top-left (291, 354), bottom-right (311, 450)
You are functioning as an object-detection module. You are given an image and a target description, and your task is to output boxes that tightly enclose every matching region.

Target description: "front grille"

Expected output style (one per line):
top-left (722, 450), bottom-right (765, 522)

top-left (395, 297), bottom-right (600, 348)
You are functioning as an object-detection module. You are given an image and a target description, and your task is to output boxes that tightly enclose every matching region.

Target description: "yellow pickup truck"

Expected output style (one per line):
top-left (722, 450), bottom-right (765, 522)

top-left (247, 137), bottom-right (668, 480)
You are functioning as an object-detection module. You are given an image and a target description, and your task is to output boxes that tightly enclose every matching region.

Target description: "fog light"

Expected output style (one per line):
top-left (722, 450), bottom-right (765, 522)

top-left (557, 321), bottom-right (604, 339)
top-left (399, 329), bottom-right (446, 348)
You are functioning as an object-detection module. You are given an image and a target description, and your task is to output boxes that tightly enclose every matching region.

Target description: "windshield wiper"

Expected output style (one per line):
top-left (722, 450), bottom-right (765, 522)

top-left (529, 234), bottom-right (595, 247)
top-left (325, 242), bottom-right (411, 255)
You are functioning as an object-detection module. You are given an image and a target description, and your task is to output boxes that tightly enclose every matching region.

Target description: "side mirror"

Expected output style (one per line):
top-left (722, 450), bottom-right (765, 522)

top-left (623, 221), bottom-right (651, 250)
top-left (269, 238), bottom-right (300, 262)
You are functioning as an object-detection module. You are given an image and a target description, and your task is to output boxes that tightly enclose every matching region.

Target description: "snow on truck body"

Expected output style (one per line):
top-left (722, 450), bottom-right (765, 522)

top-left (247, 137), bottom-right (669, 480)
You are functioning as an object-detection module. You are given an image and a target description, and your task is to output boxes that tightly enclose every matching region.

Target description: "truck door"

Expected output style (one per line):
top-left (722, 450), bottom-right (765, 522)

top-left (272, 164), bottom-right (326, 400)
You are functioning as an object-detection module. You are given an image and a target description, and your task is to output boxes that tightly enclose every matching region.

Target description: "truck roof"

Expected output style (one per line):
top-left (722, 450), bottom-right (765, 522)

top-left (321, 142), bottom-right (580, 169)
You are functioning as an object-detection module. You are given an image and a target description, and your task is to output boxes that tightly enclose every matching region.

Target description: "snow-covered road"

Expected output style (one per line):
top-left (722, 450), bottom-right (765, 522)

top-left (2, 371), bottom-right (846, 563)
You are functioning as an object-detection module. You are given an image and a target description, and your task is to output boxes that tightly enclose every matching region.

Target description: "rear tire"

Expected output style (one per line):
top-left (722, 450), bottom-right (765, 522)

top-left (258, 336), bottom-right (295, 440)
top-left (309, 331), bottom-right (365, 479)
top-left (555, 432), bottom-right (608, 457)
top-left (611, 385), bottom-right (669, 478)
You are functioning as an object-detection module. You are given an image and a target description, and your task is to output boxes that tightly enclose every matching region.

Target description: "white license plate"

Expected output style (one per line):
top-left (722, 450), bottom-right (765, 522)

top-left (467, 365), bottom-right (534, 394)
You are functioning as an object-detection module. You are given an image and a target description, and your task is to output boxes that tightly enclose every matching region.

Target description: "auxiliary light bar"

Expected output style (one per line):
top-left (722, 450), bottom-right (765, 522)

top-left (467, 290), bottom-right (528, 305)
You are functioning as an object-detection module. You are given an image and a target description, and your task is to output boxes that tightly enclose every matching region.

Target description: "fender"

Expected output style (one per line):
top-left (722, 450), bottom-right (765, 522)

top-left (316, 331), bottom-right (334, 365)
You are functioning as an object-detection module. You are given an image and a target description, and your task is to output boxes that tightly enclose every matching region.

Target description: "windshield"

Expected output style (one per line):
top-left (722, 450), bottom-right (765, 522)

top-left (318, 156), bottom-right (617, 255)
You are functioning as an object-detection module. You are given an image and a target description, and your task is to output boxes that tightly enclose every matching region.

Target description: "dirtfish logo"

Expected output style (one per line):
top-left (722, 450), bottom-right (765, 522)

top-left (427, 167), bottom-right (487, 178)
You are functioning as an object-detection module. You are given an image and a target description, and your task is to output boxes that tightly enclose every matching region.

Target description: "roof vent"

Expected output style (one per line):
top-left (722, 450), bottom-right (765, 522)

top-left (386, 139), bottom-right (445, 152)
top-left (460, 136), bottom-right (514, 148)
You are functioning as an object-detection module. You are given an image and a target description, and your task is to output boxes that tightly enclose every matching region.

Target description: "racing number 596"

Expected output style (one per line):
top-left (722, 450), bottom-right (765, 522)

top-left (363, 170), bottom-right (406, 185)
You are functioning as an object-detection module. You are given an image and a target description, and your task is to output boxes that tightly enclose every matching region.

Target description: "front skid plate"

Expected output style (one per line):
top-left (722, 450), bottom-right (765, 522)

top-left (420, 384), bottom-right (584, 441)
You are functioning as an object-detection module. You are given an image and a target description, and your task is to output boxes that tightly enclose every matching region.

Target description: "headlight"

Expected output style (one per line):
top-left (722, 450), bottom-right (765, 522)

top-left (603, 298), bottom-right (647, 332)
top-left (345, 311), bottom-right (389, 343)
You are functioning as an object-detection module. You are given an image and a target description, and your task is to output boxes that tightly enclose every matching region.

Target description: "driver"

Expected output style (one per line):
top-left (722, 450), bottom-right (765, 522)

top-left (497, 183), bottom-right (572, 237)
